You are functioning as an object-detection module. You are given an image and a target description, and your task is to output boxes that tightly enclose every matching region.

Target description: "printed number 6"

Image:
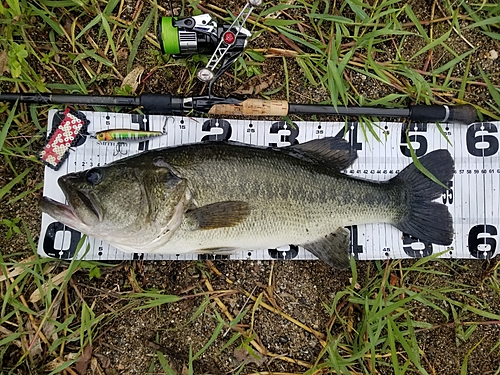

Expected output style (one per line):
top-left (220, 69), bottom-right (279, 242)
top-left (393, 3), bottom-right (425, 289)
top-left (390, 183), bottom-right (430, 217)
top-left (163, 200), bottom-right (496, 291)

top-left (466, 123), bottom-right (499, 157)
top-left (468, 224), bottom-right (497, 259)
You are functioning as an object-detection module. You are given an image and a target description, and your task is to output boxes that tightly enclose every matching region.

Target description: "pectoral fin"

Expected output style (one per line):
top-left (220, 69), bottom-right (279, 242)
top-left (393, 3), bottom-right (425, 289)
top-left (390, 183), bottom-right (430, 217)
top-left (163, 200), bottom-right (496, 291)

top-left (301, 227), bottom-right (351, 269)
top-left (185, 201), bottom-right (250, 230)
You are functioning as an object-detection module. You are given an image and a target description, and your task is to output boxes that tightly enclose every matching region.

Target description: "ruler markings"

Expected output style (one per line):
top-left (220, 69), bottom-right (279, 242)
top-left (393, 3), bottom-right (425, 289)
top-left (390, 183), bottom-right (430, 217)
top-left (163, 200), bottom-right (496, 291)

top-left (38, 111), bottom-right (500, 261)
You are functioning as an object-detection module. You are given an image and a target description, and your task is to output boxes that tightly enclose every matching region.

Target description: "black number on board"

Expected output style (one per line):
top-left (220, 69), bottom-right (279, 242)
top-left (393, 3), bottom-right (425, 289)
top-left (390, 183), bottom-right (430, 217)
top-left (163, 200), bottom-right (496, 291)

top-left (268, 122), bottom-right (299, 146)
top-left (131, 114), bottom-right (150, 151)
top-left (268, 245), bottom-right (299, 260)
top-left (201, 119), bottom-right (232, 141)
top-left (468, 224), bottom-right (497, 259)
top-left (466, 123), bottom-right (499, 157)
top-left (400, 123), bottom-right (428, 157)
top-left (42, 222), bottom-right (81, 259)
top-left (442, 181), bottom-right (454, 205)
top-left (402, 233), bottom-right (433, 258)
top-left (346, 225), bottom-right (363, 260)
top-left (335, 122), bottom-right (362, 151)
top-left (198, 254), bottom-right (230, 260)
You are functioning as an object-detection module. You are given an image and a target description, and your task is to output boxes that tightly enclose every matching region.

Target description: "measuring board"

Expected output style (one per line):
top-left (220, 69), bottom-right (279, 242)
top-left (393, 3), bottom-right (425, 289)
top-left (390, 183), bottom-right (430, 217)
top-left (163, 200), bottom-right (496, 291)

top-left (38, 109), bottom-right (500, 262)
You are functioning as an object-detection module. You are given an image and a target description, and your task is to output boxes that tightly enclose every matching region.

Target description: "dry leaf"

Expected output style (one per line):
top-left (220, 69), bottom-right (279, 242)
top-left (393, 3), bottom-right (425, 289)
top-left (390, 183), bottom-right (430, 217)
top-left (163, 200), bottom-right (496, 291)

top-left (117, 48), bottom-right (129, 61)
top-left (233, 347), bottom-right (266, 366)
top-left (26, 320), bottom-right (43, 363)
top-left (30, 268), bottom-right (79, 303)
top-left (94, 353), bottom-right (111, 368)
top-left (41, 292), bottom-right (63, 342)
top-left (0, 50), bottom-right (8, 77)
top-left (0, 255), bottom-right (38, 282)
top-left (75, 344), bottom-right (93, 375)
top-left (389, 273), bottom-right (399, 286)
top-left (233, 74), bottom-right (275, 96)
top-left (121, 66), bottom-right (144, 94)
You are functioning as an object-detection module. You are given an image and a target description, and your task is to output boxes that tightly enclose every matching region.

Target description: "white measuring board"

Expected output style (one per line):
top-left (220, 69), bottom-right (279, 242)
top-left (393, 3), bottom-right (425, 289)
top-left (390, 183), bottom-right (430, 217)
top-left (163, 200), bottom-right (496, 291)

top-left (38, 109), bottom-right (500, 262)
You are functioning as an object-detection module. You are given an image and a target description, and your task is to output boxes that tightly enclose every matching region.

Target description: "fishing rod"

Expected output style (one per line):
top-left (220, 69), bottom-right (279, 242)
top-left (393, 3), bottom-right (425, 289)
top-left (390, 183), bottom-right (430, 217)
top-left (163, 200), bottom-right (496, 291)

top-left (0, 92), bottom-right (477, 124)
top-left (0, 0), bottom-right (477, 125)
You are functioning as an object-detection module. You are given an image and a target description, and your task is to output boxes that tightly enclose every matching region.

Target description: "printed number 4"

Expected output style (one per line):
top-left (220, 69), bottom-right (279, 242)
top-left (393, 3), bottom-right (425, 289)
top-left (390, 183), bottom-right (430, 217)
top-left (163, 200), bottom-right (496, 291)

top-left (335, 123), bottom-right (362, 151)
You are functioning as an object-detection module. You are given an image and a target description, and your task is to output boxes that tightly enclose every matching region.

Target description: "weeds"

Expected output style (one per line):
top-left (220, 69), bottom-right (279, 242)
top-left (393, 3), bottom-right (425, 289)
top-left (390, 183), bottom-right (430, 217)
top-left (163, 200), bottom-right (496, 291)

top-left (1, 0), bottom-right (500, 373)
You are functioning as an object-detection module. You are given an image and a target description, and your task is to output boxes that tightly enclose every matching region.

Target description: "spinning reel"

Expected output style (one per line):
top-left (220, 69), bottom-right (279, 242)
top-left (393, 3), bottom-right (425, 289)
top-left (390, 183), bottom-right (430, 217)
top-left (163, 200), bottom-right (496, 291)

top-left (0, 0), bottom-right (478, 126)
top-left (158, 0), bottom-right (262, 94)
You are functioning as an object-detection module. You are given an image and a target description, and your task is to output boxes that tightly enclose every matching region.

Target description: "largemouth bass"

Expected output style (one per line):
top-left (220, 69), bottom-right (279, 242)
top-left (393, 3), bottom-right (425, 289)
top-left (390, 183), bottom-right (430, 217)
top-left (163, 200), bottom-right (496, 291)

top-left (40, 137), bottom-right (454, 268)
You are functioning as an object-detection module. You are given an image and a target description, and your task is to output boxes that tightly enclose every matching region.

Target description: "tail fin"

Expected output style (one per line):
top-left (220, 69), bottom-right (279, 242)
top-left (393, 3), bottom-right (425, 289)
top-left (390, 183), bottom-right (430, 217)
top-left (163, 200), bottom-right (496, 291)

top-left (392, 149), bottom-right (454, 245)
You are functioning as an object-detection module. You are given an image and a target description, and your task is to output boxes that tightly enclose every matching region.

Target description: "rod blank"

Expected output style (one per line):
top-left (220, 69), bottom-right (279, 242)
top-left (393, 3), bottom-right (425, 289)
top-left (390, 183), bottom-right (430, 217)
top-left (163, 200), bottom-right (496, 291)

top-left (0, 93), bottom-right (477, 124)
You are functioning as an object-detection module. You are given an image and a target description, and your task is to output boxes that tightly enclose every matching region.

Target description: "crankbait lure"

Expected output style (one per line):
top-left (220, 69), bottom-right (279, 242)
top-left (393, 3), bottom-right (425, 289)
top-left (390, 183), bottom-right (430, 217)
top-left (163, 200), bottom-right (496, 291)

top-left (91, 129), bottom-right (165, 141)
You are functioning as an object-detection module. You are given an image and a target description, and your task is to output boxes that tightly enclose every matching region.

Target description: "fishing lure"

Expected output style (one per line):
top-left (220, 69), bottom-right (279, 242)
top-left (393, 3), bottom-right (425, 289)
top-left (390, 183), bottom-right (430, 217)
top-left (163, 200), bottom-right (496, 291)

top-left (84, 116), bottom-right (173, 141)
top-left (90, 129), bottom-right (165, 141)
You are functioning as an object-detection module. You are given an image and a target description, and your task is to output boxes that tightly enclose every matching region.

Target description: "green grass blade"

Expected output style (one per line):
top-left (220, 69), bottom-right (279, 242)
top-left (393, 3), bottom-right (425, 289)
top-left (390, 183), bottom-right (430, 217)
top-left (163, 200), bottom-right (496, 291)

top-left (0, 101), bottom-right (17, 151)
top-left (127, 8), bottom-right (156, 73)
top-left (386, 316), bottom-right (401, 375)
top-left (405, 133), bottom-right (448, 189)
top-left (0, 167), bottom-right (32, 202)
top-left (157, 352), bottom-right (177, 375)
top-left (465, 16), bottom-right (500, 30)
top-left (7, 181), bottom-right (44, 204)
top-left (410, 29), bottom-right (452, 61)
top-left (403, 5), bottom-right (429, 42)
top-left (432, 48), bottom-right (476, 75)
top-left (192, 320), bottom-right (224, 361)
top-left (75, 14), bottom-right (103, 41)
top-left (259, 4), bottom-right (302, 17)
top-left (479, 67), bottom-right (500, 108)
top-left (263, 19), bottom-right (300, 27)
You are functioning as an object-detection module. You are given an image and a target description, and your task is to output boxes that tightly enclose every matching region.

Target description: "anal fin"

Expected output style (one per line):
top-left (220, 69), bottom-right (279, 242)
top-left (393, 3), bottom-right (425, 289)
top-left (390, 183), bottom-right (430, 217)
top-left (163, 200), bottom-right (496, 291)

top-left (301, 227), bottom-right (351, 269)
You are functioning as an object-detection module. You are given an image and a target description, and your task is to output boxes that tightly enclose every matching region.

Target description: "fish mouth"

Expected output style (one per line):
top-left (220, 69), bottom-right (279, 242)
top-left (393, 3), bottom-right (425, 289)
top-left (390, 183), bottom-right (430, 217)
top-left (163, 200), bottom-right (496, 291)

top-left (73, 189), bottom-right (102, 222)
top-left (39, 196), bottom-right (80, 225)
top-left (40, 189), bottom-right (102, 227)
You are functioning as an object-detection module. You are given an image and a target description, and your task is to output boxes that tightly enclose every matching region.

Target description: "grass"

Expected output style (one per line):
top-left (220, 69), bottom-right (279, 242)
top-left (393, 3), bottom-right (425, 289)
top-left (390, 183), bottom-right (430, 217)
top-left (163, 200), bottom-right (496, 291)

top-left (1, 0), bottom-right (500, 373)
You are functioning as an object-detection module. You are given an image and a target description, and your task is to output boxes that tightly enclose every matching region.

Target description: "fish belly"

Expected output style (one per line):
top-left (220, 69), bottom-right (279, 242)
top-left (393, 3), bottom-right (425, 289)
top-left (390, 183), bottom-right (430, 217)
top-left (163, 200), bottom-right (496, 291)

top-left (148, 175), bottom-right (399, 254)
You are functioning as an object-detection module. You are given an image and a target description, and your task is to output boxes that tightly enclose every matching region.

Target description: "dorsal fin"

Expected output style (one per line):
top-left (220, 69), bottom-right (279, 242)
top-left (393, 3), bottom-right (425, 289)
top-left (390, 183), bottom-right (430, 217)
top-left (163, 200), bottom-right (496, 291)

top-left (286, 137), bottom-right (357, 171)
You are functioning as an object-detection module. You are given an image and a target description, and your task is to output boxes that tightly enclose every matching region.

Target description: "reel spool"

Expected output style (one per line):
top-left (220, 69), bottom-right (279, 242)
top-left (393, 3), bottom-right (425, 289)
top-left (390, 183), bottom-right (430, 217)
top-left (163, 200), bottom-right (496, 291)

top-left (157, 0), bottom-right (261, 92)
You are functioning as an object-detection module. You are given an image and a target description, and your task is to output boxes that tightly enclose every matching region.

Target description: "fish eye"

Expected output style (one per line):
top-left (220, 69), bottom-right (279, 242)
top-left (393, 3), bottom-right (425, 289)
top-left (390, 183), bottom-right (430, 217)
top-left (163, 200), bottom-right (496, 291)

top-left (85, 168), bottom-right (102, 185)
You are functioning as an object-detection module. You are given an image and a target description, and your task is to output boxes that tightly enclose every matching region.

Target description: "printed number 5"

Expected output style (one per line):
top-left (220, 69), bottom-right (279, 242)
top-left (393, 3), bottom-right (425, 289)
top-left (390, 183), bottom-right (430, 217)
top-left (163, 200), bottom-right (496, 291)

top-left (400, 123), bottom-right (428, 157)
top-left (442, 181), bottom-right (453, 205)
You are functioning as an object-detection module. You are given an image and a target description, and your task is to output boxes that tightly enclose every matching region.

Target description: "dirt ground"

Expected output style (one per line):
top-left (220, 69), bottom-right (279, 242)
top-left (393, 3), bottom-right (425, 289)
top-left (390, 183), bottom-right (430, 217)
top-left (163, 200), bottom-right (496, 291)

top-left (1, 0), bottom-right (500, 374)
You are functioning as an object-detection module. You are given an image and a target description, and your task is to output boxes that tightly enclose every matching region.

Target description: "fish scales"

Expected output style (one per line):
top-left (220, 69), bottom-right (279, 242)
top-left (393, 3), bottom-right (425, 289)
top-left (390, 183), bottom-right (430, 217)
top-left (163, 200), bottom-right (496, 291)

top-left (40, 137), bottom-right (454, 268)
top-left (157, 142), bottom-right (403, 252)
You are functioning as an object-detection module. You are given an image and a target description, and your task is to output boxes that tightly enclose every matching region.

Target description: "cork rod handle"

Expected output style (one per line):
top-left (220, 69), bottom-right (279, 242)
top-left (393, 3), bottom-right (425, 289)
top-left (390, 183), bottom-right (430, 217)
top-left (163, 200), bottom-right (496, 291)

top-left (208, 99), bottom-right (289, 116)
